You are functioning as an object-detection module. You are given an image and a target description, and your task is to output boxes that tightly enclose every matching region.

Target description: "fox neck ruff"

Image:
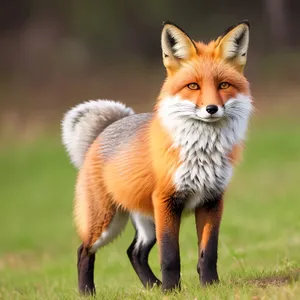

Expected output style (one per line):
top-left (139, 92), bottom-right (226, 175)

top-left (157, 94), bottom-right (252, 209)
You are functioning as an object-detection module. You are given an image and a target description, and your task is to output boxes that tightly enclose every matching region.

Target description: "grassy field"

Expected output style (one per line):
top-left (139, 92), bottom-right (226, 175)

top-left (1, 116), bottom-right (300, 299)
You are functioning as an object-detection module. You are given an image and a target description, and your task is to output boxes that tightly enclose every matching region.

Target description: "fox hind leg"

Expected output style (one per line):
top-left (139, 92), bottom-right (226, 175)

top-left (89, 209), bottom-right (129, 253)
top-left (127, 213), bottom-right (161, 288)
top-left (77, 207), bottom-right (129, 295)
top-left (77, 244), bottom-right (96, 295)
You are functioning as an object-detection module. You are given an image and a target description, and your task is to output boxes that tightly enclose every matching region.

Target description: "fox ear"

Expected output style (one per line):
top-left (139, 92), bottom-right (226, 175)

top-left (216, 21), bottom-right (250, 72)
top-left (161, 22), bottom-right (197, 74)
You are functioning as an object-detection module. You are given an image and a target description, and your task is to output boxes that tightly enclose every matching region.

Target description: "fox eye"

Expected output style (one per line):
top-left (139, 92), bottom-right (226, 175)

top-left (187, 83), bottom-right (200, 90)
top-left (219, 82), bottom-right (231, 89)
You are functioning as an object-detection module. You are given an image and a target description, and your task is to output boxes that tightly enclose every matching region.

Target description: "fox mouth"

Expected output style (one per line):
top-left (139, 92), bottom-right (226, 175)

top-left (194, 113), bottom-right (224, 123)
top-left (197, 116), bottom-right (222, 123)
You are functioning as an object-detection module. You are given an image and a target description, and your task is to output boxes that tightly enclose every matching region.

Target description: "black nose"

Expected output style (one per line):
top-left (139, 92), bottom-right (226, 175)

top-left (206, 105), bottom-right (218, 115)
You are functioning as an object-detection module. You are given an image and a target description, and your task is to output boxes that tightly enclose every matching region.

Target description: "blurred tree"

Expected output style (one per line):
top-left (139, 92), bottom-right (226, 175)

top-left (0, 0), bottom-right (30, 31)
top-left (264, 0), bottom-right (290, 49)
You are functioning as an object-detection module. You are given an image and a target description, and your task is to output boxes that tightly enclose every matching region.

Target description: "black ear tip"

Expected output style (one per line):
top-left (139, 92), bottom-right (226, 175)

top-left (240, 19), bottom-right (250, 29)
top-left (162, 20), bottom-right (177, 28)
top-left (161, 21), bottom-right (192, 39)
top-left (220, 19), bottom-right (250, 38)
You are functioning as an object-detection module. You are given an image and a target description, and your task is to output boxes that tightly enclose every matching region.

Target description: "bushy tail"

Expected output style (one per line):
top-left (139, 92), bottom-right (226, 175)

top-left (62, 100), bottom-right (134, 168)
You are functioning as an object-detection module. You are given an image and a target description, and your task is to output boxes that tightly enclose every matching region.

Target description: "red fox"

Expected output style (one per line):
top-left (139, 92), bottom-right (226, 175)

top-left (62, 20), bottom-right (253, 295)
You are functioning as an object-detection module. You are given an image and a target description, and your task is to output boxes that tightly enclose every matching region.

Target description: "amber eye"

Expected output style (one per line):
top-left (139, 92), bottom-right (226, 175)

top-left (219, 82), bottom-right (231, 89)
top-left (187, 83), bottom-right (200, 90)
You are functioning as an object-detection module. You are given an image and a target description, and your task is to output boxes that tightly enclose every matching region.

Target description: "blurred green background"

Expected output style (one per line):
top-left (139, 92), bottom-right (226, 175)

top-left (1, 1), bottom-right (300, 299)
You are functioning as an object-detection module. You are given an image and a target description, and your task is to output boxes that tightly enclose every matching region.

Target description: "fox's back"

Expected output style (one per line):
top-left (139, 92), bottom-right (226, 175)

top-left (97, 112), bottom-right (156, 214)
top-left (99, 112), bottom-right (153, 160)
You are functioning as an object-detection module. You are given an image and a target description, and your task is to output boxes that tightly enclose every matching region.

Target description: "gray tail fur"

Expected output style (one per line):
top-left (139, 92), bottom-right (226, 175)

top-left (61, 100), bottom-right (134, 168)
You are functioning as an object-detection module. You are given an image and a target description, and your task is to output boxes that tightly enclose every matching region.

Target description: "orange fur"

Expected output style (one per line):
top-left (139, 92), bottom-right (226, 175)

top-left (228, 143), bottom-right (245, 166)
top-left (159, 45), bottom-right (250, 109)
top-left (95, 117), bottom-right (180, 216)
top-left (75, 138), bottom-right (116, 247)
top-left (195, 199), bottom-right (224, 251)
top-left (152, 190), bottom-right (180, 262)
top-left (74, 117), bottom-right (182, 244)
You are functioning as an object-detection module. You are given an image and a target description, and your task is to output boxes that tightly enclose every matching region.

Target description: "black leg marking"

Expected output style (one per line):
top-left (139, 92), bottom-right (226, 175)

top-left (159, 191), bottom-right (186, 292)
top-left (127, 233), bottom-right (161, 288)
top-left (161, 230), bottom-right (181, 291)
top-left (197, 228), bottom-right (219, 285)
top-left (77, 244), bottom-right (96, 295)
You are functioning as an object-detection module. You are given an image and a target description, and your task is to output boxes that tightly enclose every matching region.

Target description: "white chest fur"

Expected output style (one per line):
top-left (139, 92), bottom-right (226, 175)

top-left (174, 123), bottom-right (233, 209)
top-left (158, 94), bottom-right (252, 210)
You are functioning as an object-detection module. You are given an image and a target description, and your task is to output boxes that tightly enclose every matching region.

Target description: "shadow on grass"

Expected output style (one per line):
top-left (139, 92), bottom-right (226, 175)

top-left (242, 269), bottom-right (300, 288)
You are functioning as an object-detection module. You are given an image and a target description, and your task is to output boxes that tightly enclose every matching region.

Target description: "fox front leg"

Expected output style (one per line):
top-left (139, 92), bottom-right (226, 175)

top-left (195, 198), bottom-right (223, 285)
top-left (153, 191), bottom-right (185, 291)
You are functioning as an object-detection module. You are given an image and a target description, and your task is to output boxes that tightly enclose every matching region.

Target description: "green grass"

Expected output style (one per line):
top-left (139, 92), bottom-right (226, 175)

top-left (1, 117), bottom-right (300, 299)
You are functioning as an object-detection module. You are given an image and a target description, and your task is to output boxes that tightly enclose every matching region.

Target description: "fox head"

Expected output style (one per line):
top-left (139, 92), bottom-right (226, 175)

top-left (157, 21), bottom-right (252, 124)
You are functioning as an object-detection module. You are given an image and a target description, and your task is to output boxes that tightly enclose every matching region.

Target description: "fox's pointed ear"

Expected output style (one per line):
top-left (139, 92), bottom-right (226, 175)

top-left (216, 21), bottom-right (250, 72)
top-left (161, 22), bottom-right (197, 74)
